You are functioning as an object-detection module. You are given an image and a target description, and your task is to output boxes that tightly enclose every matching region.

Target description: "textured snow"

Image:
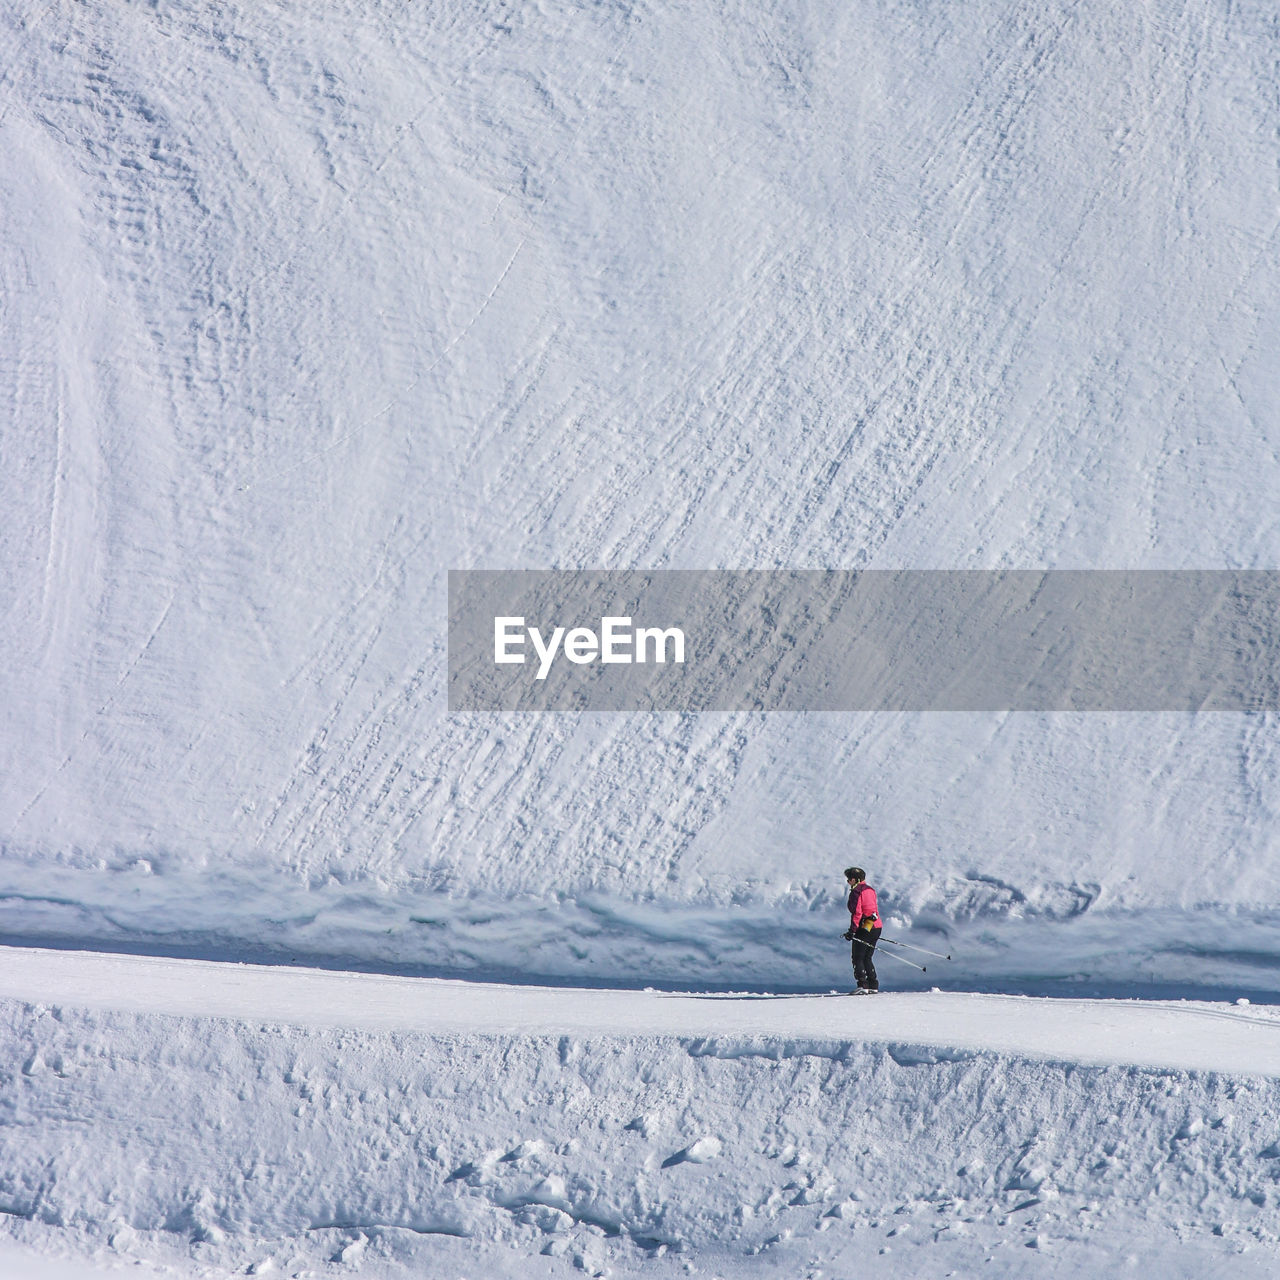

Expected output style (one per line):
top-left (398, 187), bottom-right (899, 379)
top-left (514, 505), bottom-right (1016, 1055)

top-left (3, 950), bottom-right (1280, 1278)
top-left (4, 0), bottom-right (1280, 1273)
top-left (5, 1), bottom-right (1280, 963)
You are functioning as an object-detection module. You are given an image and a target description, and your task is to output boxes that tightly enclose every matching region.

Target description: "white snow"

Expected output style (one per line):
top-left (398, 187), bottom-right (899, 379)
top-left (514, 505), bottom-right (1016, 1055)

top-left (4, 0), bottom-right (1280, 1273)
top-left (3, 947), bottom-right (1280, 1078)
top-left (4, 1), bottom-right (1280, 959)
top-left (4, 947), bottom-right (1280, 1278)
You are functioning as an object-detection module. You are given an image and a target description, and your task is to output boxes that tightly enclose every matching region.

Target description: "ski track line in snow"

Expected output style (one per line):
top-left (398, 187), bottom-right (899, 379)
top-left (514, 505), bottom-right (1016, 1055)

top-left (2, 945), bottom-right (1279, 1079)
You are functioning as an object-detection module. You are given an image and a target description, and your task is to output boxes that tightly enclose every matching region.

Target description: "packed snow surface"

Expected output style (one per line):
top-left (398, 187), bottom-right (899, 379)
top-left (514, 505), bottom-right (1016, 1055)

top-left (4, 947), bottom-right (1280, 1078)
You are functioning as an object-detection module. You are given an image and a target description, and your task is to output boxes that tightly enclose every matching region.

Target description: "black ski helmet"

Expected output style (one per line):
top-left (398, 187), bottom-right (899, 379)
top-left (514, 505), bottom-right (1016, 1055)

top-left (845, 866), bottom-right (865, 882)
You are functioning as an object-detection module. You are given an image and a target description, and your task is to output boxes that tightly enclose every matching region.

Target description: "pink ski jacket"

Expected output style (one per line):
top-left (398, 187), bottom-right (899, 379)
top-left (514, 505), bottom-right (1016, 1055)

top-left (848, 883), bottom-right (881, 931)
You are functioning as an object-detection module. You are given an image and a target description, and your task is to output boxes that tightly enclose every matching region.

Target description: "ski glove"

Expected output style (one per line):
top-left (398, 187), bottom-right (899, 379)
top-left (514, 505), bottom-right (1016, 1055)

top-left (842, 929), bottom-right (855, 941)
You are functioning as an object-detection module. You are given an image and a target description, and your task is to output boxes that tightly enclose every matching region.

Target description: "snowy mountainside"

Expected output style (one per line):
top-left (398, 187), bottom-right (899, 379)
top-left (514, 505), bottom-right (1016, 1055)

top-left (5, 4), bottom-right (1280, 968)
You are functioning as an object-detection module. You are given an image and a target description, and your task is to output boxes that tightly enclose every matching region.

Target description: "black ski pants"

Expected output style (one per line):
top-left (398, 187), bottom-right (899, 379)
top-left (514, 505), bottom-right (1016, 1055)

top-left (851, 926), bottom-right (881, 990)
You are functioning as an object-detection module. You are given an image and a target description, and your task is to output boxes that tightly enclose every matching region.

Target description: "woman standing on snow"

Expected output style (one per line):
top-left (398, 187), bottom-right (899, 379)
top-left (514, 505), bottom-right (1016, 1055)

top-left (843, 866), bottom-right (882, 993)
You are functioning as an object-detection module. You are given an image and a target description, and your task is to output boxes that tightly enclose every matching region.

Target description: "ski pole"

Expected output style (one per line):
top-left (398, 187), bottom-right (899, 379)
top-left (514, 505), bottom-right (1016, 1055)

top-left (848, 933), bottom-right (926, 972)
top-left (879, 937), bottom-right (951, 961)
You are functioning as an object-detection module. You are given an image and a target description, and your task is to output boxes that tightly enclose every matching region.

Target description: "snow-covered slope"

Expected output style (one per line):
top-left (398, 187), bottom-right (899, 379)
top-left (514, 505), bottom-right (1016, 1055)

top-left (5, 1), bottom-right (1280, 1274)
top-left (4, 1), bottom-right (1280, 985)
top-left (3, 949), bottom-right (1280, 1278)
